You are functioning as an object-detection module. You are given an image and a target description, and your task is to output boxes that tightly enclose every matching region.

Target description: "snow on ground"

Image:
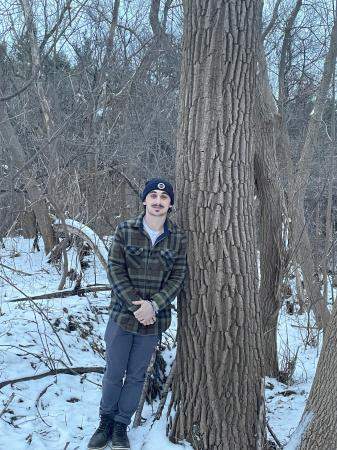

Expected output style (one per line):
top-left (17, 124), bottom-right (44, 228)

top-left (0, 236), bottom-right (191, 450)
top-left (0, 236), bottom-right (323, 449)
top-left (266, 304), bottom-right (321, 446)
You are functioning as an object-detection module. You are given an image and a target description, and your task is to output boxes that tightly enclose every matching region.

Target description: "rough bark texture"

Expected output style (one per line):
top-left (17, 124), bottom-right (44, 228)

top-left (254, 44), bottom-right (284, 378)
top-left (169, 1), bottom-right (264, 449)
top-left (297, 299), bottom-right (337, 449)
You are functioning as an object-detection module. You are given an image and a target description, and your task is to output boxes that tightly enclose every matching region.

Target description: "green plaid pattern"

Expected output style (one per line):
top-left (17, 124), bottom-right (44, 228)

top-left (107, 212), bottom-right (187, 335)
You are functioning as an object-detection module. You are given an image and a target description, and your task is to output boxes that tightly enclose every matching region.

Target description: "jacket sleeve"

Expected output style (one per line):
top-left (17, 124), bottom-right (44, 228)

top-left (151, 232), bottom-right (188, 311)
top-left (107, 224), bottom-right (139, 312)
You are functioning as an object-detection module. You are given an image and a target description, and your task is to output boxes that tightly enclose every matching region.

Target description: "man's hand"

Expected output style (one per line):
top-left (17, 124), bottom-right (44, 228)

top-left (132, 300), bottom-right (156, 326)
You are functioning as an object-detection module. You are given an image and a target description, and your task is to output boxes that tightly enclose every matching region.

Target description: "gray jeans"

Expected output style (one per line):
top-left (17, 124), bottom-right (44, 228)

top-left (99, 318), bottom-right (159, 425)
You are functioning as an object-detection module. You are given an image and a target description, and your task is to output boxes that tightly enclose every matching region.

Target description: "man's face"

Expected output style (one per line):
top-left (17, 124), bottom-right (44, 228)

top-left (143, 190), bottom-right (171, 217)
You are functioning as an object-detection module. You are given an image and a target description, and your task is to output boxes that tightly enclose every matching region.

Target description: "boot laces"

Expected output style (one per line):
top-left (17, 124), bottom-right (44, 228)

top-left (97, 417), bottom-right (111, 432)
top-left (114, 421), bottom-right (127, 436)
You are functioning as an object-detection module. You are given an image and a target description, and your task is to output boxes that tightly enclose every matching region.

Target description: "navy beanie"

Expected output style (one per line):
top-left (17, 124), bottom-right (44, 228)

top-left (141, 178), bottom-right (174, 205)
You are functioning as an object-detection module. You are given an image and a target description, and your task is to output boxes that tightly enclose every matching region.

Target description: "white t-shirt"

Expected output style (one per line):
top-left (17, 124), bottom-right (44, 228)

top-left (143, 218), bottom-right (162, 246)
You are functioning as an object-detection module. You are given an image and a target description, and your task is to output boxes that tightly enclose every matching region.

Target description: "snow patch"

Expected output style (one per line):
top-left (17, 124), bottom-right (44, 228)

top-left (54, 218), bottom-right (109, 261)
top-left (284, 411), bottom-right (314, 449)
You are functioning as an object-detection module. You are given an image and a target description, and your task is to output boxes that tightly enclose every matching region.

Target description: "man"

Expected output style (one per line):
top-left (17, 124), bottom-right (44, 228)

top-left (88, 178), bottom-right (187, 450)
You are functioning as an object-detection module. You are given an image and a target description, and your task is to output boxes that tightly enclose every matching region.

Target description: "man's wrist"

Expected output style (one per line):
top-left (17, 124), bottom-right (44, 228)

top-left (145, 299), bottom-right (159, 315)
top-left (149, 299), bottom-right (159, 315)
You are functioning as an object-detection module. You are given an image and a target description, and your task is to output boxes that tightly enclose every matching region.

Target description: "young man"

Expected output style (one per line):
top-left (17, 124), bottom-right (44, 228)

top-left (88, 178), bottom-right (187, 450)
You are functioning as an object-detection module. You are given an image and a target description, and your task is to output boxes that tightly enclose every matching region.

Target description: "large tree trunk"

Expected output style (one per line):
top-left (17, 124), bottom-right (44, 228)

top-left (169, 1), bottom-right (265, 449)
top-left (254, 44), bottom-right (285, 378)
top-left (294, 299), bottom-right (337, 449)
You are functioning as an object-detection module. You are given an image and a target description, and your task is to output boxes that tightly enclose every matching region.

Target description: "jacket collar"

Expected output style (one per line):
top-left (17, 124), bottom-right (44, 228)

top-left (133, 211), bottom-right (174, 234)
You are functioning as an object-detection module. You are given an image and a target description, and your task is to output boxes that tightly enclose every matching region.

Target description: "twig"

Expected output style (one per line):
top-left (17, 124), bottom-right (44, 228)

top-left (0, 76), bottom-right (36, 102)
top-left (35, 383), bottom-right (53, 427)
top-left (267, 421), bottom-right (283, 448)
top-left (0, 366), bottom-right (104, 390)
top-left (0, 263), bottom-right (34, 276)
top-left (154, 359), bottom-right (176, 420)
top-left (290, 324), bottom-right (319, 330)
top-left (0, 393), bottom-right (15, 418)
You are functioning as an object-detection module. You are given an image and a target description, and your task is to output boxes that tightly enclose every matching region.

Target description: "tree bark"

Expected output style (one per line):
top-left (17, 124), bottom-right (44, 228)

top-left (295, 299), bottom-right (337, 449)
top-left (169, 1), bottom-right (265, 448)
top-left (254, 42), bottom-right (285, 378)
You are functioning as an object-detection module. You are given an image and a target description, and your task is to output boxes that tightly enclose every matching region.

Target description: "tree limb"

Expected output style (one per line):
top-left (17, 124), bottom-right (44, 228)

top-left (40, 0), bottom-right (73, 53)
top-left (278, 0), bottom-right (303, 116)
top-left (6, 285), bottom-right (111, 303)
top-left (0, 366), bottom-right (104, 390)
top-left (262, 0), bottom-right (283, 42)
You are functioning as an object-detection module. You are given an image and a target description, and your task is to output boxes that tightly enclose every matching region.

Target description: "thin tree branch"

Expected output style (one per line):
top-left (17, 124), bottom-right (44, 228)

top-left (0, 367), bottom-right (104, 390)
top-left (262, 0), bottom-right (283, 42)
top-left (278, 0), bottom-right (303, 116)
top-left (40, 0), bottom-right (72, 53)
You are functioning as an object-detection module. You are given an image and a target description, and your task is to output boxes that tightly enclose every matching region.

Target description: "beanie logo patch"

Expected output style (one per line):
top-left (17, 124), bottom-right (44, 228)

top-left (157, 182), bottom-right (165, 189)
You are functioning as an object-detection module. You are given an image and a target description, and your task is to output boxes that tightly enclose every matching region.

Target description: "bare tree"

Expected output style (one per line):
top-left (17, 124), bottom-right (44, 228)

top-left (168, 1), bottom-right (265, 448)
top-left (0, 0), bottom-right (182, 241)
top-left (254, 38), bottom-right (285, 377)
top-left (260, 0), bottom-right (337, 330)
top-left (0, 88), bottom-right (56, 254)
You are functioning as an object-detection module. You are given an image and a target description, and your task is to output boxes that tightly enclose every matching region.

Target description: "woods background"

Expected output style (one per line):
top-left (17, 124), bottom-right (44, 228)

top-left (2, 0), bottom-right (337, 449)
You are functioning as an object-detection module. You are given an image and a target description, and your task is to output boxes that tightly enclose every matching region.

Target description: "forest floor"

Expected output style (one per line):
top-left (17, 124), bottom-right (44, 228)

top-left (0, 237), bottom-right (322, 449)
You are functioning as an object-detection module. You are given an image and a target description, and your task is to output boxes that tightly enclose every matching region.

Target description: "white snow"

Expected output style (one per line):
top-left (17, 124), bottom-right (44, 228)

top-left (0, 236), bottom-right (192, 449)
top-left (284, 411), bottom-right (314, 450)
top-left (0, 236), bottom-right (326, 449)
top-left (54, 218), bottom-right (109, 262)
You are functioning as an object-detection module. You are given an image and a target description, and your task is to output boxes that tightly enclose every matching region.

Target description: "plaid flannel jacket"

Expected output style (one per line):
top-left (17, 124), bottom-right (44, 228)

top-left (107, 212), bottom-right (187, 335)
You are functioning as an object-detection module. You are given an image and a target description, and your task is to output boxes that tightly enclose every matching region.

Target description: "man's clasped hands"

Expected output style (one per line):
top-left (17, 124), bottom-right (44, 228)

top-left (132, 300), bottom-right (156, 326)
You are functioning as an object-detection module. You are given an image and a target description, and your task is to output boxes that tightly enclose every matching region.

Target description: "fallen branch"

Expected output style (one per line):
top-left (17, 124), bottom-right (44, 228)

top-left (154, 359), bottom-right (176, 421)
top-left (6, 285), bottom-right (111, 302)
top-left (0, 263), bottom-right (34, 276)
top-left (0, 366), bottom-right (105, 390)
top-left (290, 324), bottom-right (319, 330)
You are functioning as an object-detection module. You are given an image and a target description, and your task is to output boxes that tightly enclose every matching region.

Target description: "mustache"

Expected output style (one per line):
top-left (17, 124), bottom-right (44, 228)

top-left (151, 204), bottom-right (164, 208)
